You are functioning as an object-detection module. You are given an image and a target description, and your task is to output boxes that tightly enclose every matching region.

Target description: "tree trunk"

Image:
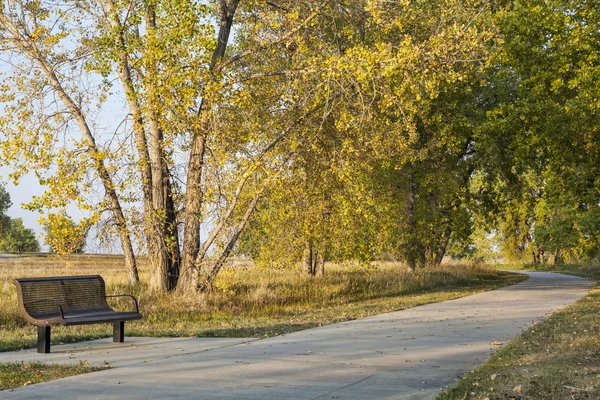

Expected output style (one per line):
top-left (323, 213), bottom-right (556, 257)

top-left (197, 145), bottom-right (300, 291)
top-left (179, 1), bottom-right (240, 293)
top-left (165, 165), bottom-right (181, 289)
top-left (147, 120), bottom-right (172, 292)
top-left (105, 0), bottom-right (175, 289)
top-left (532, 248), bottom-right (539, 264)
top-left (181, 113), bottom-right (313, 292)
top-left (553, 249), bottom-right (562, 265)
top-left (406, 165), bottom-right (418, 271)
top-left (179, 132), bottom-right (207, 292)
top-left (315, 252), bottom-right (325, 277)
top-left (434, 226), bottom-right (452, 265)
top-left (303, 241), bottom-right (314, 276)
top-left (199, 189), bottom-right (261, 291)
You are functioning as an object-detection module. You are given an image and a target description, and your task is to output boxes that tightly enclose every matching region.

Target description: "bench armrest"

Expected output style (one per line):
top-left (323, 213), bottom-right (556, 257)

top-left (23, 298), bottom-right (64, 319)
top-left (106, 294), bottom-right (139, 313)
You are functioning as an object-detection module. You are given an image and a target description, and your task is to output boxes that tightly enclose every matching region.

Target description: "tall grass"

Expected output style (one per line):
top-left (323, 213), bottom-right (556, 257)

top-left (0, 256), bottom-right (522, 351)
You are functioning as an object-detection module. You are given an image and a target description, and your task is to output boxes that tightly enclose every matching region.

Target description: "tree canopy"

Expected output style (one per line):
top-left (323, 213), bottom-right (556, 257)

top-left (0, 0), bottom-right (597, 291)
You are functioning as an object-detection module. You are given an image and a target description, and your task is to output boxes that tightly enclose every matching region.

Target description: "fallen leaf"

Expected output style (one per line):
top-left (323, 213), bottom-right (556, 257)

top-left (513, 385), bottom-right (522, 394)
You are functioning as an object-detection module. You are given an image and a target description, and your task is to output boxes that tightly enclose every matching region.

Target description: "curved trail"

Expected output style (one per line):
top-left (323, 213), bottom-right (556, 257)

top-left (3, 272), bottom-right (594, 399)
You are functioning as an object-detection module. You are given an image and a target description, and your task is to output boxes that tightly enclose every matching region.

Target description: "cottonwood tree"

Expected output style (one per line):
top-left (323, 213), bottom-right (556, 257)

top-left (238, 0), bottom-right (499, 270)
top-left (0, 0), bottom-right (350, 291)
top-left (43, 212), bottom-right (90, 254)
top-left (0, 0), bottom-right (140, 284)
top-left (473, 0), bottom-right (600, 264)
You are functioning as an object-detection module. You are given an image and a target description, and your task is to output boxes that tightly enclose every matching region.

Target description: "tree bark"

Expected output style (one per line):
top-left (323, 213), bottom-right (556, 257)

top-left (104, 0), bottom-right (179, 291)
top-left (179, 0), bottom-right (240, 293)
top-left (164, 164), bottom-right (181, 289)
top-left (303, 241), bottom-right (314, 276)
top-left (145, 3), bottom-right (178, 292)
top-left (102, 0), bottom-right (156, 286)
top-left (553, 249), bottom-right (562, 265)
top-left (178, 132), bottom-right (207, 292)
top-left (406, 165), bottom-right (419, 271)
top-left (434, 226), bottom-right (452, 265)
top-left (315, 251), bottom-right (325, 277)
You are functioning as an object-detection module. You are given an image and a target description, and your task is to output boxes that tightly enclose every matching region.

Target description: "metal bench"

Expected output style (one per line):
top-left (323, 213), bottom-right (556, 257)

top-left (14, 275), bottom-right (142, 353)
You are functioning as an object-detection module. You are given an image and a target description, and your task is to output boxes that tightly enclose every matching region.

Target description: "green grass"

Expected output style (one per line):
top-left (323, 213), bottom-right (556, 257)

top-left (437, 263), bottom-right (600, 400)
top-left (0, 362), bottom-right (105, 391)
top-left (0, 257), bottom-right (524, 352)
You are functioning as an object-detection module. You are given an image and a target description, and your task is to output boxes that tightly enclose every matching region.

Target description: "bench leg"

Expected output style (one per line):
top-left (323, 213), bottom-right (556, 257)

top-left (37, 326), bottom-right (51, 354)
top-left (113, 321), bottom-right (124, 343)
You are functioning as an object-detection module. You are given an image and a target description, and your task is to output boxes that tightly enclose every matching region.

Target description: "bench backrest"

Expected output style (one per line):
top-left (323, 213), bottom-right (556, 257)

top-left (14, 275), bottom-right (110, 319)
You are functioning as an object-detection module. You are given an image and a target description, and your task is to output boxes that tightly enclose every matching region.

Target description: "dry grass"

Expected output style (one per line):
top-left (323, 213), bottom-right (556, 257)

top-left (0, 362), bottom-right (105, 391)
top-left (0, 256), bottom-right (523, 352)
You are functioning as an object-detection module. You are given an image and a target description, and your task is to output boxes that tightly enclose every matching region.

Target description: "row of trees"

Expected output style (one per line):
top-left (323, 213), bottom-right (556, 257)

top-left (0, 0), bottom-right (597, 292)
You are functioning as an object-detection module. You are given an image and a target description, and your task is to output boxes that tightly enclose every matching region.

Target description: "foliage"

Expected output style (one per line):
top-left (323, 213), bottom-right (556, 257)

top-left (0, 218), bottom-right (40, 253)
top-left (0, 0), bottom-right (597, 289)
top-left (475, 0), bottom-right (600, 264)
top-left (42, 213), bottom-right (90, 255)
top-left (0, 186), bottom-right (39, 253)
top-left (237, 0), bottom-right (497, 270)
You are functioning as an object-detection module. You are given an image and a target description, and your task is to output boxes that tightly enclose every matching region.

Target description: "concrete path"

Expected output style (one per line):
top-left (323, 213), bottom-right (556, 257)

top-left (2, 272), bottom-right (594, 399)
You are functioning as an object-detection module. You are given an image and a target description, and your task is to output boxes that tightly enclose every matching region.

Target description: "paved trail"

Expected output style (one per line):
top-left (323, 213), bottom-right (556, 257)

top-left (1, 272), bottom-right (593, 399)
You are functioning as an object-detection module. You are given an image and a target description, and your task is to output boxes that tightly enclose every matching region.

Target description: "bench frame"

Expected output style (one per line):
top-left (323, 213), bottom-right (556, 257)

top-left (14, 275), bottom-right (142, 353)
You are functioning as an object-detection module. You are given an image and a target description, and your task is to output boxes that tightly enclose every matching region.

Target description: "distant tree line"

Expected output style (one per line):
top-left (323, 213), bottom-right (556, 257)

top-left (0, 186), bottom-right (38, 253)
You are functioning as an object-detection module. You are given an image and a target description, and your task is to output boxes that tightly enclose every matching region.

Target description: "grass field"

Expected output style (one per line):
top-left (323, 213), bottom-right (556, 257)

top-left (0, 255), bottom-right (524, 391)
top-left (0, 256), bottom-right (524, 351)
top-left (437, 263), bottom-right (600, 400)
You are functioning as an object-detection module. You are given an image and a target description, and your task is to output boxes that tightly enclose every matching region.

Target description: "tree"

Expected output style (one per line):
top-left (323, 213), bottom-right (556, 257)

top-left (238, 0), bottom-right (498, 271)
top-left (0, 1), bottom-right (139, 284)
top-left (0, 0), bottom-right (350, 292)
top-left (7, 0), bottom-right (586, 292)
top-left (0, 186), bottom-right (39, 252)
top-left (0, 218), bottom-right (40, 253)
top-left (0, 185), bottom-right (12, 234)
top-left (473, 0), bottom-right (600, 264)
top-left (42, 213), bottom-right (90, 255)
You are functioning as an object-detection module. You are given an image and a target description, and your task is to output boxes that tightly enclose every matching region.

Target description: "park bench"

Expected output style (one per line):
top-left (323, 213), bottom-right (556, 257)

top-left (14, 275), bottom-right (142, 353)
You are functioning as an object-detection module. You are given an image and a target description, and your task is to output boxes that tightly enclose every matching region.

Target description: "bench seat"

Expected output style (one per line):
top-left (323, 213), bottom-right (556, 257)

top-left (14, 275), bottom-right (142, 353)
top-left (63, 311), bottom-right (142, 325)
